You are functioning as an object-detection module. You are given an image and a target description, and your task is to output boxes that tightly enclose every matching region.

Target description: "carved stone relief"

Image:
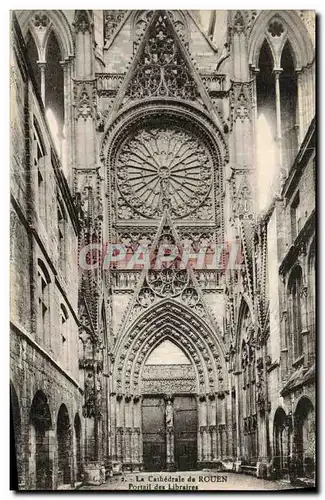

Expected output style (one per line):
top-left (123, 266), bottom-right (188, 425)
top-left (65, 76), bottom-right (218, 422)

top-left (104, 11), bottom-right (126, 44)
top-left (128, 12), bottom-right (196, 100)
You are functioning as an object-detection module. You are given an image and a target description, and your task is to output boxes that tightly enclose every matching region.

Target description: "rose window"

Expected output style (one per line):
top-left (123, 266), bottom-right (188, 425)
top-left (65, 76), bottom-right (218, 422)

top-left (115, 126), bottom-right (213, 218)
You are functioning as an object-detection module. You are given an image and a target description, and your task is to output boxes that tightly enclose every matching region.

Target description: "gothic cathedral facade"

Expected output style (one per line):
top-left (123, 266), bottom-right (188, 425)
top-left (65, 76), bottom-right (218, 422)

top-left (10, 10), bottom-right (316, 489)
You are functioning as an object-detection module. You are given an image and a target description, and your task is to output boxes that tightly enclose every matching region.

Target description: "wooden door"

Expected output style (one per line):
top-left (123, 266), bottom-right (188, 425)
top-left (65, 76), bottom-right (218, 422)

top-left (142, 397), bottom-right (166, 471)
top-left (174, 396), bottom-right (197, 471)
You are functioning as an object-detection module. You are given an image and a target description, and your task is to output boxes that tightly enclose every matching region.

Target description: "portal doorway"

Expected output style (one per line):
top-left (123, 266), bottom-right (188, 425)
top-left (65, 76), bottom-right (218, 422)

top-left (141, 395), bottom-right (197, 472)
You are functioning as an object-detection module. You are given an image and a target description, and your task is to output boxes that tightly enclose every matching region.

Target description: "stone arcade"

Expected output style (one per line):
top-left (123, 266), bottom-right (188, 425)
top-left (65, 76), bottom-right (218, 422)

top-left (10, 10), bottom-right (315, 489)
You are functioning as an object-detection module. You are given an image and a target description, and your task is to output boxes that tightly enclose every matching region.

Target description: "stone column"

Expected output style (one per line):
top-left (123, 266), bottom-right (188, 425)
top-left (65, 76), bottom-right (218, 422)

top-left (208, 393), bottom-right (217, 463)
top-left (225, 390), bottom-right (234, 459)
top-left (124, 428), bottom-right (131, 468)
top-left (198, 395), bottom-right (207, 465)
top-left (37, 62), bottom-right (46, 105)
top-left (274, 69), bottom-right (284, 179)
top-left (166, 428), bottom-right (175, 471)
top-left (256, 351), bottom-right (269, 478)
top-left (218, 424), bottom-right (227, 459)
top-left (132, 396), bottom-right (142, 470)
top-left (210, 426), bottom-right (217, 461)
top-left (110, 394), bottom-right (116, 462)
top-left (234, 372), bottom-right (241, 458)
top-left (274, 70), bottom-right (282, 141)
top-left (116, 428), bottom-right (123, 463)
top-left (296, 70), bottom-right (304, 145)
top-left (233, 371), bottom-right (242, 471)
top-left (202, 427), bottom-right (209, 463)
top-left (165, 398), bottom-right (175, 471)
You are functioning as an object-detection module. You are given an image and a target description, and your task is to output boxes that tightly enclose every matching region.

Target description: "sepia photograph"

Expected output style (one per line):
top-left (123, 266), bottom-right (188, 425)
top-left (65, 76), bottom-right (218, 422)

top-left (9, 9), bottom-right (316, 491)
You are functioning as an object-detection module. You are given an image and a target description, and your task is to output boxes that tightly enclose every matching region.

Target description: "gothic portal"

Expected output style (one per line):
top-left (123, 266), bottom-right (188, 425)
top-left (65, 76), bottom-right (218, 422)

top-left (102, 14), bottom-right (230, 470)
top-left (10, 8), bottom-right (315, 488)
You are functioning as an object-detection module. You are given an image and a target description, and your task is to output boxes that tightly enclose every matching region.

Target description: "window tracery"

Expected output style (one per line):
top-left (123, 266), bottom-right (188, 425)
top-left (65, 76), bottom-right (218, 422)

top-left (134, 10), bottom-right (188, 44)
top-left (128, 12), bottom-right (196, 100)
top-left (255, 16), bottom-right (299, 177)
top-left (115, 125), bottom-right (213, 219)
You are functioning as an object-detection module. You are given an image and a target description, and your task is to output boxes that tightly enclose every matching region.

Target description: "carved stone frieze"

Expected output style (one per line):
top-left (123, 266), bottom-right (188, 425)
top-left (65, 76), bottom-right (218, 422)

top-left (74, 82), bottom-right (97, 121)
top-left (231, 11), bottom-right (246, 36)
top-left (229, 81), bottom-right (253, 129)
top-left (201, 74), bottom-right (226, 95)
top-left (97, 74), bottom-right (125, 98)
top-left (74, 10), bottom-right (92, 34)
top-left (134, 10), bottom-right (188, 46)
top-left (104, 11), bottom-right (126, 44)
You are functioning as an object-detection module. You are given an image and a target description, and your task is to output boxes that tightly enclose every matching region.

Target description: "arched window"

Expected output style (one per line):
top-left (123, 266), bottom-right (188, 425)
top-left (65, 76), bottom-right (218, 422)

top-left (273, 408), bottom-right (288, 478)
top-left (24, 13), bottom-right (66, 164)
top-left (288, 266), bottom-right (303, 361)
top-left (10, 382), bottom-right (23, 487)
top-left (255, 17), bottom-right (300, 181)
top-left (308, 240), bottom-right (316, 354)
top-left (32, 117), bottom-right (47, 225)
top-left (250, 11), bottom-right (314, 169)
top-left (57, 200), bottom-right (67, 276)
top-left (256, 40), bottom-right (278, 210)
top-left (26, 31), bottom-right (41, 93)
top-left (256, 40), bottom-right (276, 137)
top-left (280, 41), bottom-right (298, 169)
top-left (60, 304), bottom-right (69, 369)
top-left (57, 404), bottom-right (71, 486)
top-left (294, 397), bottom-right (315, 478)
top-left (37, 260), bottom-right (51, 346)
top-left (45, 31), bottom-right (64, 151)
top-left (238, 301), bottom-right (257, 464)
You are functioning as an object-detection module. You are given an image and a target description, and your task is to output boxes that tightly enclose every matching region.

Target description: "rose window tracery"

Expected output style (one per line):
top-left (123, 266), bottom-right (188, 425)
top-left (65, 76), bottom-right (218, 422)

top-left (116, 126), bottom-right (213, 219)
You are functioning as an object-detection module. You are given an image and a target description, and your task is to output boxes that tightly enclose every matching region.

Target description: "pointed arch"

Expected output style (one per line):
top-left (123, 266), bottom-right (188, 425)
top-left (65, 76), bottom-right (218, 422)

top-left (273, 407), bottom-right (288, 477)
top-left (16, 10), bottom-right (74, 60)
top-left (10, 382), bottom-right (22, 486)
top-left (257, 38), bottom-right (275, 75)
top-left (249, 10), bottom-right (314, 71)
top-left (235, 296), bottom-right (255, 350)
top-left (113, 298), bottom-right (227, 395)
top-left (74, 413), bottom-right (83, 481)
top-left (26, 28), bottom-right (42, 60)
top-left (145, 339), bottom-right (191, 365)
top-left (131, 10), bottom-right (189, 45)
top-left (44, 29), bottom-right (65, 130)
top-left (29, 390), bottom-right (52, 489)
top-left (100, 9), bottom-right (226, 136)
top-left (26, 29), bottom-right (41, 92)
top-left (56, 403), bottom-right (72, 486)
top-left (293, 395), bottom-right (315, 477)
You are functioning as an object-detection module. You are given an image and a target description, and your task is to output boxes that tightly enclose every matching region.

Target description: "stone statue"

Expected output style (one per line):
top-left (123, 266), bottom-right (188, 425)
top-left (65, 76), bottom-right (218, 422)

top-left (165, 399), bottom-right (173, 428)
